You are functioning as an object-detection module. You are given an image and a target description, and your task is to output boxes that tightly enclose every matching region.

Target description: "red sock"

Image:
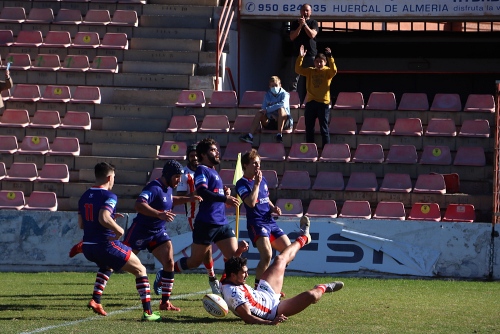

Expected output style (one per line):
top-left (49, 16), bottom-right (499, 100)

top-left (315, 284), bottom-right (326, 293)
top-left (296, 235), bottom-right (308, 248)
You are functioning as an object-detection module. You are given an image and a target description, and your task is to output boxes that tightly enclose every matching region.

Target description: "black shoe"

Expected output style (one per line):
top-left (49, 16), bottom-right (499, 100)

top-left (275, 133), bottom-right (283, 143)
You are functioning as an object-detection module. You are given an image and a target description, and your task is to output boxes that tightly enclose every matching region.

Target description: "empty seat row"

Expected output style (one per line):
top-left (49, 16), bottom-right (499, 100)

top-left (0, 8), bottom-right (138, 26)
top-left (0, 30), bottom-right (128, 49)
top-left (2, 84), bottom-right (101, 104)
top-left (0, 135), bottom-right (80, 156)
top-left (0, 189), bottom-right (58, 211)
top-left (2, 54), bottom-right (118, 72)
top-left (0, 161), bottom-right (69, 182)
top-left (0, 109), bottom-right (91, 129)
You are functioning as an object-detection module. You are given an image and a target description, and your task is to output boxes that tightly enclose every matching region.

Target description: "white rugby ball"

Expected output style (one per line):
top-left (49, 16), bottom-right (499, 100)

top-left (202, 293), bottom-right (228, 318)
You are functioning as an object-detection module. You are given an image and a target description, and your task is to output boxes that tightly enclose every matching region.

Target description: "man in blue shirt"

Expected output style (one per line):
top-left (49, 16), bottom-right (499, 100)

top-left (240, 76), bottom-right (294, 144)
top-left (78, 162), bottom-right (161, 322)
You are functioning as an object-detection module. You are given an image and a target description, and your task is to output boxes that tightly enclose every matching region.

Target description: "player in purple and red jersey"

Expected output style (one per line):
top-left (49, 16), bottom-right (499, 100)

top-left (235, 149), bottom-right (291, 291)
top-left (123, 159), bottom-right (201, 312)
top-left (77, 162), bottom-right (161, 322)
top-left (174, 137), bottom-right (248, 283)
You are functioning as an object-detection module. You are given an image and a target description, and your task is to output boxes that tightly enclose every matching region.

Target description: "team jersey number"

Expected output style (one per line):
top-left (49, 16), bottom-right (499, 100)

top-left (84, 203), bottom-right (94, 221)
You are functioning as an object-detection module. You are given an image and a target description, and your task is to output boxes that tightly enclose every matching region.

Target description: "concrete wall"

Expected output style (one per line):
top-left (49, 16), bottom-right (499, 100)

top-left (0, 210), bottom-right (498, 280)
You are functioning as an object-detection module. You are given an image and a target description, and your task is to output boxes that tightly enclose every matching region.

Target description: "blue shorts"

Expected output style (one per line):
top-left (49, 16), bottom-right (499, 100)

top-left (82, 241), bottom-right (132, 271)
top-left (247, 221), bottom-right (286, 247)
top-left (192, 222), bottom-right (235, 245)
top-left (122, 222), bottom-right (171, 253)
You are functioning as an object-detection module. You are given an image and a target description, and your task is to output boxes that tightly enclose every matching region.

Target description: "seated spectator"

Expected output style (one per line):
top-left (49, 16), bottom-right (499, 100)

top-left (239, 76), bottom-right (293, 144)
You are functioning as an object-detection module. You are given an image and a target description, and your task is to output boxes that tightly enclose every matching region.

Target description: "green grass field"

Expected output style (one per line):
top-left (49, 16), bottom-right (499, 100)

top-left (1, 272), bottom-right (498, 334)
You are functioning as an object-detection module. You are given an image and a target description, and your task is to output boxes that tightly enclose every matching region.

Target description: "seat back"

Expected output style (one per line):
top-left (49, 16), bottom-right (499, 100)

top-left (287, 143), bottom-right (318, 162)
top-left (199, 115), bottom-right (230, 132)
top-left (319, 143), bottom-right (351, 162)
top-left (0, 7), bottom-right (26, 23)
top-left (101, 32), bottom-right (128, 49)
top-left (0, 162), bottom-right (6, 180)
top-left (373, 201), bottom-right (406, 220)
top-left (54, 8), bottom-right (82, 24)
top-left (222, 142), bottom-right (252, 161)
top-left (175, 90), bottom-right (206, 107)
top-left (0, 135), bottom-right (18, 154)
top-left (24, 191), bottom-right (58, 211)
top-left (0, 29), bottom-right (14, 46)
top-left (30, 110), bottom-right (61, 128)
top-left (279, 170), bottom-right (311, 190)
top-left (89, 56), bottom-right (118, 73)
top-left (312, 171), bottom-right (345, 191)
top-left (365, 92), bottom-right (397, 110)
top-left (306, 199), bottom-right (338, 218)
top-left (10, 84), bottom-right (41, 102)
top-left (359, 117), bottom-right (391, 135)
top-left (83, 9), bottom-right (111, 25)
top-left (261, 170), bottom-right (278, 189)
top-left (73, 32), bottom-right (100, 48)
top-left (352, 143), bottom-right (384, 163)
top-left (239, 91), bottom-right (266, 108)
top-left (425, 118), bottom-right (457, 136)
top-left (442, 204), bottom-right (475, 222)
top-left (398, 93), bottom-right (429, 111)
top-left (345, 172), bottom-right (378, 191)
top-left (333, 92), bottom-right (364, 109)
top-left (110, 10), bottom-right (138, 27)
top-left (391, 118), bottom-right (423, 136)
top-left (6, 162), bottom-right (38, 181)
top-left (32, 54), bottom-right (61, 71)
top-left (18, 136), bottom-right (50, 155)
top-left (5, 53), bottom-right (31, 70)
top-left (157, 141), bottom-right (187, 160)
top-left (60, 55), bottom-right (90, 71)
top-left (413, 174), bottom-right (446, 194)
top-left (14, 30), bottom-right (43, 46)
top-left (339, 200), bottom-right (372, 219)
top-left (26, 8), bottom-right (54, 23)
top-left (329, 116), bottom-right (358, 135)
top-left (41, 85), bottom-right (71, 102)
top-left (407, 202), bottom-right (441, 221)
top-left (42, 31), bottom-right (71, 47)
top-left (453, 146), bottom-right (486, 166)
top-left (430, 93), bottom-right (462, 111)
top-left (38, 163), bottom-right (69, 182)
top-left (231, 115), bottom-right (254, 133)
top-left (274, 198), bottom-right (303, 217)
top-left (463, 94), bottom-right (495, 113)
top-left (209, 90), bottom-right (238, 108)
top-left (379, 173), bottom-right (412, 193)
top-left (294, 116), bottom-right (320, 133)
top-left (385, 145), bottom-right (418, 164)
top-left (0, 109), bottom-right (30, 127)
top-left (60, 111), bottom-right (91, 130)
top-left (71, 86), bottom-right (101, 103)
top-left (258, 142), bottom-right (286, 161)
top-left (419, 145), bottom-right (452, 165)
top-left (167, 115), bottom-right (198, 132)
top-left (0, 190), bottom-right (25, 210)
top-left (49, 137), bottom-right (80, 156)
top-left (458, 119), bottom-right (490, 138)
top-left (289, 91), bottom-right (300, 108)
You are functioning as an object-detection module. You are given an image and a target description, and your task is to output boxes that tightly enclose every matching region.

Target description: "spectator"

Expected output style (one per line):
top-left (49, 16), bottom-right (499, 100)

top-left (0, 67), bottom-right (13, 109)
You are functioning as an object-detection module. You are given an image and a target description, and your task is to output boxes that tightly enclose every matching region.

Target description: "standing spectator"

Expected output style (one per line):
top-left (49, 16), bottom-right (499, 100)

top-left (0, 67), bottom-right (13, 109)
top-left (289, 3), bottom-right (318, 105)
top-left (239, 76), bottom-right (293, 144)
top-left (78, 162), bottom-right (161, 322)
top-left (123, 160), bottom-right (202, 312)
top-left (234, 149), bottom-right (291, 291)
top-left (153, 144), bottom-right (221, 295)
top-left (174, 138), bottom-right (248, 279)
top-left (295, 45), bottom-right (337, 148)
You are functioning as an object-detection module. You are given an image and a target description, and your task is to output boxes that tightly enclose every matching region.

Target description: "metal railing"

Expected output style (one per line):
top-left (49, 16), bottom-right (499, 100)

top-left (215, 0), bottom-right (236, 91)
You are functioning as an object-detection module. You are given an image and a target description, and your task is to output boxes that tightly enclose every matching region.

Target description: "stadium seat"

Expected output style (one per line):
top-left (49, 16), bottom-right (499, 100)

top-left (42, 31), bottom-right (72, 48)
top-left (0, 7), bottom-right (26, 23)
top-left (345, 172), bottom-right (378, 192)
top-left (40, 85), bottom-right (71, 103)
top-left (25, 8), bottom-right (54, 24)
top-left (29, 110), bottom-right (61, 128)
top-left (425, 118), bottom-right (457, 136)
top-left (0, 190), bottom-right (25, 210)
top-left (385, 145), bottom-right (418, 164)
top-left (359, 117), bottom-right (391, 135)
top-left (274, 198), bottom-right (303, 217)
top-left (23, 191), bottom-right (58, 211)
top-left (407, 202), bottom-right (441, 221)
top-left (148, 167), bottom-right (162, 183)
top-left (0, 162), bottom-right (6, 180)
top-left (391, 118), bottom-right (423, 136)
top-left (37, 163), bottom-right (69, 182)
top-left (60, 111), bottom-right (91, 130)
top-left (463, 94), bottom-right (495, 113)
top-left (0, 109), bottom-right (30, 127)
top-left (1, 89), bottom-right (10, 101)
top-left (279, 170), bottom-right (311, 190)
top-left (175, 90), bottom-right (206, 107)
top-left (53, 9), bottom-right (82, 25)
top-left (458, 119), bottom-right (490, 138)
top-left (6, 162), bottom-right (38, 181)
top-left (289, 91), bottom-right (300, 108)
top-left (352, 143), bottom-right (384, 163)
top-left (262, 170), bottom-right (279, 189)
top-left (239, 91), bottom-right (266, 108)
top-left (0, 135), bottom-right (18, 154)
top-left (219, 168), bottom-right (235, 187)
top-left (442, 204), bottom-right (475, 223)
top-left (222, 142), bottom-right (252, 161)
top-left (365, 92), bottom-right (397, 110)
top-left (9, 84), bottom-right (41, 102)
top-left (17, 136), bottom-right (50, 155)
top-left (287, 143), bottom-right (318, 162)
top-left (379, 173), bottom-right (412, 193)
top-left (166, 115), bottom-right (198, 132)
top-left (294, 116), bottom-right (320, 134)
top-left (89, 56), bottom-right (118, 73)
top-left (60, 55), bottom-right (90, 72)
top-left (157, 141), bottom-right (187, 160)
top-left (339, 200), bottom-right (372, 219)
top-left (72, 32), bottom-right (100, 48)
top-left (333, 92), bottom-right (364, 109)
top-left (0, 30), bottom-right (14, 46)
top-left (258, 142), bottom-right (286, 161)
top-left (13, 30), bottom-right (43, 47)
top-left (100, 33), bottom-right (128, 49)
top-left (311, 171), bottom-right (345, 191)
top-left (110, 10), bottom-right (138, 27)
top-left (442, 173), bottom-right (460, 194)
top-left (5, 53), bottom-right (32, 70)
top-left (453, 146), bottom-right (486, 166)
top-left (430, 93), bottom-right (462, 111)
top-left (199, 115), bottom-right (230, 133)
top-left (82, 9), bottom-right (111, 25)
top-left (231, 115), bottom-right (254, 133)
top-left (49, 137), bottom-right (80, 156)
top-left (31, 54), bottom-right (61, 71)
top-left (419, 145), bottom-right (452, 165)
top-left (306, 199), bottom-right (338, 218)
top-left (70, 86), bottom-right (101, 103)
top-left (319, 143), bottom-right (351, 162)
top-left (208, 90), bottom-right (238, 108)
top-left (413, 174), bottom-right (446, 194)
top-left (329, 116), bottom-right (357, 135)
top-left (397, 93), bottom-right (429, 111)
top-left (372, 201), bottom-right (406, 220)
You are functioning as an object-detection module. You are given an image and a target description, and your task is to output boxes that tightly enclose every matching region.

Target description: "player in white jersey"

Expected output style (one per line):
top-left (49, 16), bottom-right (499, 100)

top-left (220, 217), bottom-right (344, 325)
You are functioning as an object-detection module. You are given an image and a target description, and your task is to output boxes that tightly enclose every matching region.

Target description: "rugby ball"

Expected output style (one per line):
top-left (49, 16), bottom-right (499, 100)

top-left (202, 293), bottom-right (228, 318)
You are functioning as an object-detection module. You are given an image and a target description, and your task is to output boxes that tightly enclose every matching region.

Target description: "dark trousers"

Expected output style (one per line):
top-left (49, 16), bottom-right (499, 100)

top-left (305, 100), bottom-right (330, 148)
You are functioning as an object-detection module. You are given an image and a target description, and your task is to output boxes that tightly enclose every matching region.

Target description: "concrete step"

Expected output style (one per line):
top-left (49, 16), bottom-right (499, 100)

top-left (74, 156), bottom-right (156, 173)
top-left (92, 142), bottom-right (160, 158)
top-left (140, 15), bottom-right (212, 29)
top-left (132, 27), bottom-right (208, 40)
top-left (131, 37), bottom-right (203, 51)
top-left (142, 4), bottom-right (215, 16)
top-left (123, 49), bottom-right (217, 64)
top-left (108, 88), bottom-right (182, 106)
top-left (85, 129), bottom-right (165, 145)
top-left (122, 61), bottom-right (196, 75)
top-left (101, 117), bottom-right (169, 132)
top-left (79, 168), bottom-right (149, 185)
top-left (94, 104), bottom-right (173, 119)
top-left (148, 0), bottom-right (219, 7)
